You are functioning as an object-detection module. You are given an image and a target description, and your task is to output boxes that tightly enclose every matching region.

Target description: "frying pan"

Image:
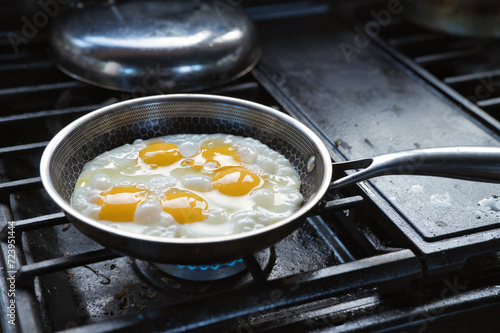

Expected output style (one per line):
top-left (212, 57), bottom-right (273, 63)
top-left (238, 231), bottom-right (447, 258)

top-left (40, 94), bottom-right (500, 264)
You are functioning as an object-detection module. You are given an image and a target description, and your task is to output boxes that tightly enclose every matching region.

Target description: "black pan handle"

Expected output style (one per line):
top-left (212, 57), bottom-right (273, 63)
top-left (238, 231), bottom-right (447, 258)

top-left (329, 146), bottom-right (500, 189)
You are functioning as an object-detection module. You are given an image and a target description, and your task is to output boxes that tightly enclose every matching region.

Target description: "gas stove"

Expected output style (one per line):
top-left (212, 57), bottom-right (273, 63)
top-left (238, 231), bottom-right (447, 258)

top-left (1, 1), bottom-right (500, 332)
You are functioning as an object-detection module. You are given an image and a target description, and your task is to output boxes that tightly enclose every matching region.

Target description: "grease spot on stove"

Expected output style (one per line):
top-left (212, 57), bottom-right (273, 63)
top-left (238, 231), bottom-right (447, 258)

top-left (430, 192), bottom-right (452, 207)
top-left (436, 220), bottom-right (447, 227)
top-left (411, 185), bottom-right (424, 193)
top-left (476, 195), bottom-right (500, 218)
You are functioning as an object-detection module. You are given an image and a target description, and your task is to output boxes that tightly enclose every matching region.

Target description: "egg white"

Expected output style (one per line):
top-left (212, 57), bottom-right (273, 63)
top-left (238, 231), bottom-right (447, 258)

top-left (71, 134), bottom-right (303, 238)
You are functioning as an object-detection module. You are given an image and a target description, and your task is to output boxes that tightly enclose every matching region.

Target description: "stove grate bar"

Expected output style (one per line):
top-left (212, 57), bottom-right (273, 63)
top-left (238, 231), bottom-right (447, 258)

top-left (444, 69), bottom-right (500, 85)
top-left (16, 248), bottom-right (120, 287)
top-left (0, 60), bottom-right (52, 72)
top-left (387, 33), bottom-right (444, 47)
top-left (0, 52), bottom-right (36, 62)
top-left (476, 97), bottom-right (500, 109)
top-left (413, 47), bottom-right (481, 65)
top-left (243, 255), bottom-right (267, 282)
top-left (0, 31), bottom-right (20, 42)
top-left (246, 2), bottom-right (330, 21)
top-left (10, 212), bottom-right (67, 232)
top-left (0, 81), bottom-right (86, 96)
top-left (0, 177), bottom-right (41, 201)
top-left (321, 195), bottom-right (364, 211)
top-left (308, 216), bottom-right (356, 264)
top-left (0, 142), bottom-right (48, 157)
top-left (204, 81), bottom-right (260, 95)
top-left (0, 103), bottom-right (109, 124)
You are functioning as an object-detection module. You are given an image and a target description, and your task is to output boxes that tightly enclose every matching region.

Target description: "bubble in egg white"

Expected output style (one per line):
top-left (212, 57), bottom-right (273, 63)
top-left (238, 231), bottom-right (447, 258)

top-left (89, 173), bottom-right (112, 191)
top-left (178, 140), bottom-right (200, 158)
top-left (109, 151), bottom-right (136, 166)
top-left (147, 176), bottom-right (177, 193)
top-left (275, 187), bottom-right (303, 203)
top-left (230, 211), bottom-right (275, 226)
top-left (254, 143), bottom-right (268, 154)
top-left (132, 139), bottom-right (144, 146)
top-left (234, 217), bottom-right (258, 233)
top-left (256, 155), bottom-right (275, 173)
top-left (272, 192), bottom-right (303, 213)
top-left (180, 175), bottom-right (213, 192)
top-left (144, 224), bottom-right (178, 237)
top-left (158, 212), bottom-right (176, 227)
top-left (250, 188), bottom-right (274, 209)
top-left (81, 205), bottom-right (101, 220)
top-left (241, 164), bottom-right (258, 175)
top-left (162, 225), bottom-right (179, 237)
top-left (134, 199), bottom-right (162, 225)
top-left (237, 146), bottom-right (257, 164)
top-left (71, 192), bottom-right (89, 211)
top-left (269, 151), bottom-right (280, 160)
top-left (82, 187), bottom-right (101, 205)
top-left (202, 161), bottom-right (219, 172)
top-left (119, 180), bottom-right (133, 187)
top-left (204, 209), bottom-right (229, 225)
top-left (276, 164), bottom-right (295, 177)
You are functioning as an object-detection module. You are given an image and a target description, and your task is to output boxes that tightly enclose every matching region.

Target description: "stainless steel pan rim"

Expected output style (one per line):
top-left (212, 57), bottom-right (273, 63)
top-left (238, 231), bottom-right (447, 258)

top-left (40, 94), bottom-right (333, 264)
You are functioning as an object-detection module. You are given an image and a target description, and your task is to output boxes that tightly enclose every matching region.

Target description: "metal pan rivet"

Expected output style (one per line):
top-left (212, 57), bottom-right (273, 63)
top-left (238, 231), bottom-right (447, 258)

top-left (307, 156), bottom-right (316, 172)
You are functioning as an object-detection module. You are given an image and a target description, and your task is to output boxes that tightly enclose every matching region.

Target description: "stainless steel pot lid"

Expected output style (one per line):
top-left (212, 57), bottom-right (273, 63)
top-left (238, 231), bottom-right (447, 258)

top-left (49, 0), bottom-right (261, 93)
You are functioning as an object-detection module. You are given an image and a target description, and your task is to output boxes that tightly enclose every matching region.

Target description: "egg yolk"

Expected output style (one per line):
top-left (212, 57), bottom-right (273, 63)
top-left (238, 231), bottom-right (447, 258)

top-left (139, 142), bottom-right (182, 167)
top-left (200, 146), bottom-right (241, 168)
top-left (213, 167), bottom-right (261, 196)
top-left (161, 190), bottom-right (208, 224)
top-left (97, 186), bottom-right (148, 222)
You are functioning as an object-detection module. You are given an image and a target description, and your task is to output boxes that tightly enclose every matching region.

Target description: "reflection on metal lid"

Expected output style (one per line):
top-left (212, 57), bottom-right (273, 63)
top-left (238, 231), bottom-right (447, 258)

top-left (49, 0), bottom-right (261, 93)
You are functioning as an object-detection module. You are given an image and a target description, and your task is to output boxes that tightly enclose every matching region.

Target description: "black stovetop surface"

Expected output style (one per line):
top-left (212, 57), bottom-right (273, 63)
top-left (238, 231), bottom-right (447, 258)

top-left (254, 6), bottom-right (500, 273)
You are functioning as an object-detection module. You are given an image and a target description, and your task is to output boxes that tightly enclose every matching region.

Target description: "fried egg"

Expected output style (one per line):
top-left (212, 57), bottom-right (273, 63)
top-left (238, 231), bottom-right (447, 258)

top-left (71, 134), bottom-right (303, 238)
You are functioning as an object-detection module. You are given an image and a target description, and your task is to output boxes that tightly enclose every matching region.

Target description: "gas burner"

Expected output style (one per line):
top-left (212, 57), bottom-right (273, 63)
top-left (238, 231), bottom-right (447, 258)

top-left (155, 259), bottom-right (247, 281)
top-left (133, 248), bottom-right (274, 295)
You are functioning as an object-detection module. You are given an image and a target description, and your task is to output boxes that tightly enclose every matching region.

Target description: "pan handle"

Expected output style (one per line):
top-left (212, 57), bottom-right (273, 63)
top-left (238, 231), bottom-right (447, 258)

top-left (329, 146), bottom-right (500, 189)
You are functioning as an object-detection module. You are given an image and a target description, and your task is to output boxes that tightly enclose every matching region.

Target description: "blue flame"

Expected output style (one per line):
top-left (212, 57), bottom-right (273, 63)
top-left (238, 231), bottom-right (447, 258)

top-left (177, 259), bottom-right (243, 271)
